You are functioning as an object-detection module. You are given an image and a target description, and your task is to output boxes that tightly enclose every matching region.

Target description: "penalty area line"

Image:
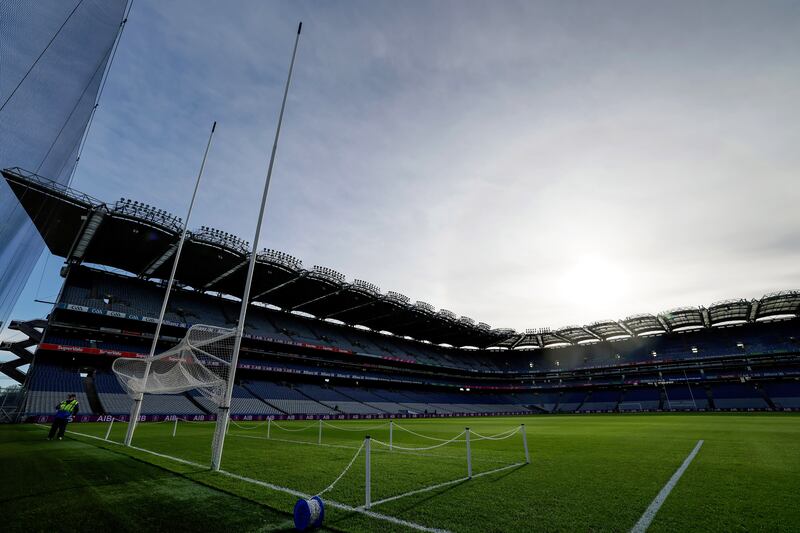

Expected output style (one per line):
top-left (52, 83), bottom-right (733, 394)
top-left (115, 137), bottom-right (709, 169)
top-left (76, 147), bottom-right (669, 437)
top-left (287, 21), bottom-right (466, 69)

top-left (39, 425), bottom-right (450, 533)
top-left (630, 439), bottom-right (704, 533)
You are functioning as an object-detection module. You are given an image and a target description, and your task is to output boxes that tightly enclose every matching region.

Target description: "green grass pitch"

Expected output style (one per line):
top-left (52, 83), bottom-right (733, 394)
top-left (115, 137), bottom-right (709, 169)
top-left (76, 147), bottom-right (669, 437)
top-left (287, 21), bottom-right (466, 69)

top-left (2, 414), bottom-right (799, 532)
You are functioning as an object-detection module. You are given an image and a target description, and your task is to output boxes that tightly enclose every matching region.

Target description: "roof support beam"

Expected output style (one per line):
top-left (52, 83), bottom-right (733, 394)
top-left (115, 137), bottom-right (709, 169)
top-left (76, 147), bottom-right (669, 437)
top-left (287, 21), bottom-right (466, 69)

top-left (384, 311), bottom-right (432, 330)
top-left (509, 335), bottom-right (524, 349)
top-left (66, 207), bottom-right (106, 264)
top-left (617, 321), bottom-right (636, 337)
top-left (250, 272), bottom-right (305, 302)
top-left (141, 243), bottom-right (177, 277)
top-left (203, 259), bottom-right (249, 290)
top-left (290, 286), bottom-right (345, 311)
top-left (749, 299), bottom-right (759, 322)
top-left (322, 298), bottom-right (376, 319)
top-left (357, 306), bottom-right (405, 326)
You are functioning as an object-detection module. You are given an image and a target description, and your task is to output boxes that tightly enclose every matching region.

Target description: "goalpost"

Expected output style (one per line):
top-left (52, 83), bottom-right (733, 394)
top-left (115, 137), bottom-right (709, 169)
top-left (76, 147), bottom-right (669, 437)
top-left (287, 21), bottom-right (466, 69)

top-left (209, 21), bottom-right (302, 471)
top-left (114, 23), bottom-right (303, 472)
top-left (120, 121), bottom-right (217, 447)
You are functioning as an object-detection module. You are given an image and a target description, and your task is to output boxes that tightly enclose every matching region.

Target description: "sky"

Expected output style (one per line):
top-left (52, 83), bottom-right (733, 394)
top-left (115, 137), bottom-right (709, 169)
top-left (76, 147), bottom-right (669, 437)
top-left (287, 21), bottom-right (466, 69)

top-left (2, 0), bottom-right (800, 376)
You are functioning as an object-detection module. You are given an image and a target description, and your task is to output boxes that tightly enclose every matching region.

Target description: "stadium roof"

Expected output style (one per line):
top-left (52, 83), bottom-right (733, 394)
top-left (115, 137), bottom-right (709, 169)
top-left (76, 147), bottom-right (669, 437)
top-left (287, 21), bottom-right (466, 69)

top-left (4, 167), bottom-right (798, 350)
top-left (2, 168), bottom-right (504, 348)
top-left (707, 299), bottom-right (753, 326)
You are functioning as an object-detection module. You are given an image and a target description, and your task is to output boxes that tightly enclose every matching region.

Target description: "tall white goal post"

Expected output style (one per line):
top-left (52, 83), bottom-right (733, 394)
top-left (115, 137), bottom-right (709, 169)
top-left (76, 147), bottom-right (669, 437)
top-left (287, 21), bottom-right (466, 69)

top-left (113, 23), bottom-right (303, 471)
top-left (121, 121), bottom-right (217, 447)
top-left (209, 21), bottom-right (303, 471)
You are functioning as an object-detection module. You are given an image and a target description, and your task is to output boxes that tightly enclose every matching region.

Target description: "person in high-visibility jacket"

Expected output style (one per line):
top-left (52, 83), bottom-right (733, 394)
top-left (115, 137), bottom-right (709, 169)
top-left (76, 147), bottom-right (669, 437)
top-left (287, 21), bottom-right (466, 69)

top-left (48, 394), bottom-right (79, 440)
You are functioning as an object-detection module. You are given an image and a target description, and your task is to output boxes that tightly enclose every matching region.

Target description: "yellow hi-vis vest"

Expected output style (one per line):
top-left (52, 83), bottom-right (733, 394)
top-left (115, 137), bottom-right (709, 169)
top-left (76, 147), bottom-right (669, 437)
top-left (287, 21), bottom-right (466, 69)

top-left (56, 399), bottom-right (78, 418)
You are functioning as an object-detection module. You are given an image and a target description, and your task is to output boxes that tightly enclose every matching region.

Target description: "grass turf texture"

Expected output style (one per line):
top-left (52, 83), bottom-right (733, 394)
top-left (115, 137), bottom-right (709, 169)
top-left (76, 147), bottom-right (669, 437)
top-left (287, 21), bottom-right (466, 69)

top-left (2, 414), bottom-right (798, 532)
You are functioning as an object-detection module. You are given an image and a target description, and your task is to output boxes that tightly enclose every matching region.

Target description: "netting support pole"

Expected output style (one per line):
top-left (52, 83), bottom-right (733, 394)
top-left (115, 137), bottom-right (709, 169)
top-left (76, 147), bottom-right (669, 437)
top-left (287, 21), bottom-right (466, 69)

top-left (122, 121), bottom-right (217, 448)
top-left (173, 418), bottom-right (178, 438)
top-left (389, 420), bottom-right (393, 451)
top-left (104, 418), bottom-right (114, 441)
top-left (210, 23), bottom-right (302, 472)
top-left (365, 435), bottom-right (371, 509)
top-left (267, 417), bottom-right (271, 439)
top-left (466, 427), bottom-right (472, 479)
top-left (318, 419), bottom-right (322, 445)
top-left (521, 424), bottom-right (530, 464)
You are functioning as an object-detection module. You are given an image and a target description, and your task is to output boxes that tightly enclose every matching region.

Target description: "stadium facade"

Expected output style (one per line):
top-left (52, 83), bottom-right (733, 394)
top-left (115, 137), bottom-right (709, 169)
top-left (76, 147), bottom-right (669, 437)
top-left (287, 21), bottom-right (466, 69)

top-left (2, 168), bottom-right (799, 422)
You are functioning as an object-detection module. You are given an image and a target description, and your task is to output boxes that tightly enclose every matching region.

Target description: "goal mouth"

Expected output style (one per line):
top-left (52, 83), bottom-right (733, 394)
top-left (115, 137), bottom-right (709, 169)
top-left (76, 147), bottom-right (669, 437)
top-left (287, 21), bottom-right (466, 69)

top-left (112, 324), bottom-right (236, 406)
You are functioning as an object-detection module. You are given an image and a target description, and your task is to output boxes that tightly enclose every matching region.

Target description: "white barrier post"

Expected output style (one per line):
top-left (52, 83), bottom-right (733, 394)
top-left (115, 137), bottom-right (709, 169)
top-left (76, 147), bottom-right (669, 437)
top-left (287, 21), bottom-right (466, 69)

top-left (318, 418), bottom-right (323, 445)
top-left (521, 424), bottom-right (530, 464)
top-left (226, 416), bottom-right (230, 435)
top-left (267, 417), bottom-right (271, 439)
top-left (365, 435), bottom-right (372, 509)
top-left (389, 420), bottom-right (393, 451)
top-left (173, 418), bottom-right (178, 437)
top-left (104, 418), bottom-right (115, 441)
top-left (466, 427), bottom-right (472, 479)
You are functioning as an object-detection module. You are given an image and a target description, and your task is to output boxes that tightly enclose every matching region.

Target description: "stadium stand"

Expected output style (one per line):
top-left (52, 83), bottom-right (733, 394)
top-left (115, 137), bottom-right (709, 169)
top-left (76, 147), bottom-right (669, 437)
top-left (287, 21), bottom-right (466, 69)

top-left (23, 365), bottom-right (91, 416)
top-left (662, 384), bottom-right (708, 410)
top-left (619, 388), bottom-right (662, 411)
top-left (556, 391), bottom-right (587, 413)
top-left (763, 381), bottom-right (800, 409)
top-left (578, 390), bottom-right (621, 412)
top-left (244, 381), bottom-right (337, 415)
top-left (709, 383), bottom-right (769, 410)
top-left (2, 171), bottom-right (798, 419)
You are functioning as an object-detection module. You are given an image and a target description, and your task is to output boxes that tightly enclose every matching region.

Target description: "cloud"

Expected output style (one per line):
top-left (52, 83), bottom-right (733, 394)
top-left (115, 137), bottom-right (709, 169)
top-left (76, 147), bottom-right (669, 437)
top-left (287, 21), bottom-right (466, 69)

top-left (23, 0), bottom-right (800, 333)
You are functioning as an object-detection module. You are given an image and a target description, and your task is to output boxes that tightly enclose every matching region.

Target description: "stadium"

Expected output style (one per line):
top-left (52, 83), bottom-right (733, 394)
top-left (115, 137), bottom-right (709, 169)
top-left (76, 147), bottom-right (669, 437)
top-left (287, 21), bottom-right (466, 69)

top-left (2, 167), bottom-right (800, 531)
top-left (1, 2), bottom-right (799, 533)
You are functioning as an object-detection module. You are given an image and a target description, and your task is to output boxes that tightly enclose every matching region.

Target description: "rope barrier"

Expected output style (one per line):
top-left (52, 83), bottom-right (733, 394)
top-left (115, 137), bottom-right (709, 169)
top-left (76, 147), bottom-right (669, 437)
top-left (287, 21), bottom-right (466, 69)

top-left (272, 421), bottom-right (318, 432)
top-left (470, 426), bottom-right (521, 441)
top-left (371, 431), bottom-right (466, 451)
top-left (321, 420), bottom-right (390, 432)
top-left (392, 423), bottom-right (466, 442)
top-left (315, 440), bottom-right (365, 497)
top-left (229, 420), bottom-right (269, 430)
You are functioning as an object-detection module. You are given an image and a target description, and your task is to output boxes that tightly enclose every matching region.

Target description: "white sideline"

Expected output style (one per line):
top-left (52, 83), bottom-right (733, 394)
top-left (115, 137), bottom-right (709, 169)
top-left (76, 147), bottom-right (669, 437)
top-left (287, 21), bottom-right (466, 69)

top-left (365, 461), bottom-right (526, 509)
top-left (630, 440), bottom-right (704, 533)
top-left (39, 425), bottom-right (450, 533)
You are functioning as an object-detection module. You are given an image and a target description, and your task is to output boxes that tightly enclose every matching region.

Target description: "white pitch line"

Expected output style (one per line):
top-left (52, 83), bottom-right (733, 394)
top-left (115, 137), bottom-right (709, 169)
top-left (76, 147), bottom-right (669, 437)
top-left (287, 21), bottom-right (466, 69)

top-left (41, 425), bottom-right (449, 533)
top-left (630, 440), bottom-right (704, 533)
top-left (366, 462), bottom-right (526, 508)
top-left (221, 469), bottom-right (451, 533)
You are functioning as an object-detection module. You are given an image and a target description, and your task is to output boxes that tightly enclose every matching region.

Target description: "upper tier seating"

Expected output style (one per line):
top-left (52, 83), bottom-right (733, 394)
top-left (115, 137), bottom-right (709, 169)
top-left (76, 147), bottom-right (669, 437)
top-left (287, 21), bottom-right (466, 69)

top-left (59, 267), bottom-right (800, 376)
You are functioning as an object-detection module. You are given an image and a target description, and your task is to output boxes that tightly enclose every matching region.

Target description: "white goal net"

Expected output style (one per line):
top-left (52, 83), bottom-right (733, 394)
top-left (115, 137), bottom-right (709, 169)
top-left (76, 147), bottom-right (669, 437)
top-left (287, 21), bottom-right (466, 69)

top-left (112, 324), bottom-right (236, 406)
